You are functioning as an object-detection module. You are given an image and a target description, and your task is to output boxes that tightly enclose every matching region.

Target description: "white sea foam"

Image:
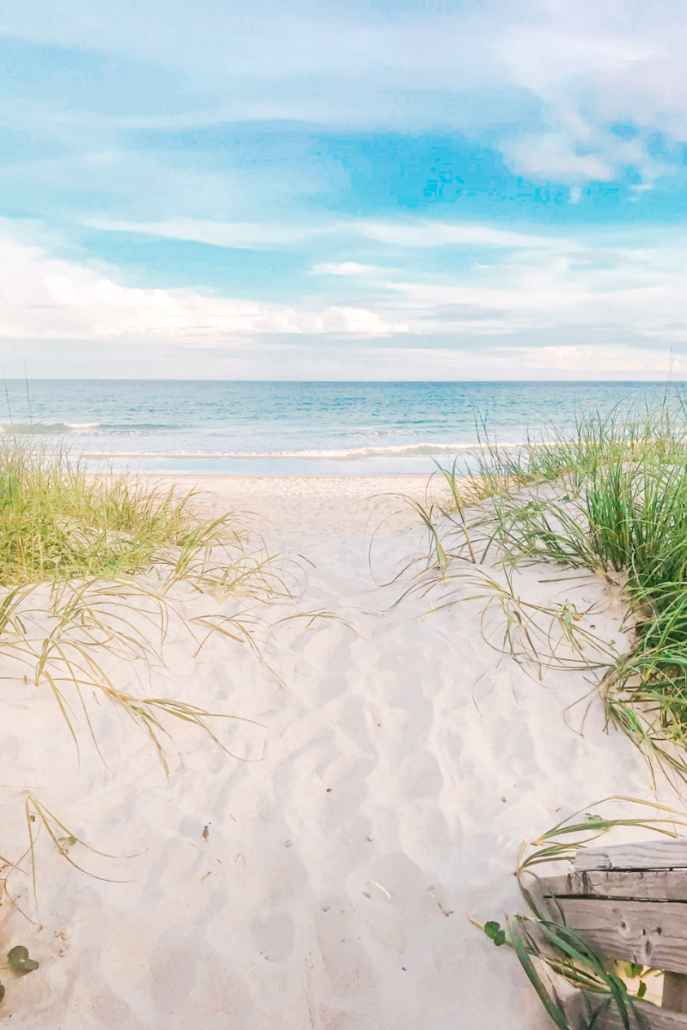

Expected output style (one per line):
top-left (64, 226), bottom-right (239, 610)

top-left (73, 441), bottom-right (532, 460)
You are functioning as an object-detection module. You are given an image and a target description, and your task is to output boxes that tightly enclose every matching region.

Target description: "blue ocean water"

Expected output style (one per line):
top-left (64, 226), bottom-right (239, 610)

top-left (0, 380), bottom-right (681, 475)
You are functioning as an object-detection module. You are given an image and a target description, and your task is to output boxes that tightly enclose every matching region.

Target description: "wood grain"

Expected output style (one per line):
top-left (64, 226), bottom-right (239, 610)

top-left (556, 898), bottom-right (687, 973)
top-left (664, 973), bottom-right (687, 1014)
top-left (571, 992), bottom-right (687, 1029)
top-left (543, 870), bottom-right (687, 902)
top-left (576, 840), bottom-right (687, 873)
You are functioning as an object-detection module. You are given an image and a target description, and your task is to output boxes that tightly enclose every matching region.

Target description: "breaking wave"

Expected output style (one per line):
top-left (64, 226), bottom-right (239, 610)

top-left (70, 441), bottom-right (531, 460)
top-left (0, 422), bottom-right (181, 435)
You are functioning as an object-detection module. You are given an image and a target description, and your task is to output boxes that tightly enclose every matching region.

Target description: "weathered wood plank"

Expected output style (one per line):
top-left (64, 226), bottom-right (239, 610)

top-left (544, 870), bottom-right (687, 902)
top-left (556, 898), bottom-right (687, 974)
top-left (572, 992), bottom-right (687, 1030)
top-left (576, 840), bottom-right (687, 873)
top-left (664, 973), bottom-right (687, 1014)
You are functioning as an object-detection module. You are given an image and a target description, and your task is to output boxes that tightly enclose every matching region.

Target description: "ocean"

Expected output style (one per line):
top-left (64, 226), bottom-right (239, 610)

top-left (0, 380), bottom-right (680, 475)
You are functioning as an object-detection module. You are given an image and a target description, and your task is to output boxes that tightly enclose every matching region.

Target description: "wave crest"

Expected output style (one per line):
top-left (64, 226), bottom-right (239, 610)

top-left (72, 441), bottom-right (529, 460)
top-left (0, 422), bottom-right (181, 435)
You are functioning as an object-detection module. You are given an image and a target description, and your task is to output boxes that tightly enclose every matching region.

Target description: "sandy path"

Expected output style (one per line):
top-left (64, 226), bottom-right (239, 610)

top-left (0, 476), bottom-right (662, 1029)
top-left (148, 474), bottom-right (448, 535)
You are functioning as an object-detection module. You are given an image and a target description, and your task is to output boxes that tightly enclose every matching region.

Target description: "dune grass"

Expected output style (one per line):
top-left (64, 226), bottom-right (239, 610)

top-left (408, 406), bottom-right (687, 1027)
top-left (424, 400), bottom-right (687, 786)
top-left (0, 445), bottom-right (287, 758)
top-left (0, 444), bottom-right (289, 921)
top-left (0, 444), bottom-right (259, 586)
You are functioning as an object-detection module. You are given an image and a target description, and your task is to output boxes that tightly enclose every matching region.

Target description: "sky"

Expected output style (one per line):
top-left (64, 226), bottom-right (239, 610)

top-left (1, 0), bottom-right (687, 379)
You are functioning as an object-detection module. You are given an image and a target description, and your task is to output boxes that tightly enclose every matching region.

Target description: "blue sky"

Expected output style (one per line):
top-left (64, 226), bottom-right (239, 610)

top-left (1, 0), bottom-right (687, 378)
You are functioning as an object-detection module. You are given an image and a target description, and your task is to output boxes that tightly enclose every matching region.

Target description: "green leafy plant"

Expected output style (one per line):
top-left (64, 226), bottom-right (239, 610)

top-left (0, 943), bottom-right (40, 1006)
top-left (7, 946), bottom-right (39, 975)
top-left (484, 920), bottom-right (507, 947)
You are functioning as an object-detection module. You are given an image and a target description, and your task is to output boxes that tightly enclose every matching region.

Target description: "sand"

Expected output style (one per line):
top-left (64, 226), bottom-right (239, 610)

top-left (0, 475), bottom-right (668, 1029)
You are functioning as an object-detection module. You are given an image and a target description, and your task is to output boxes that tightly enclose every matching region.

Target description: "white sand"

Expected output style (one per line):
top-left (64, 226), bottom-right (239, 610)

top-left (0, 476), bottom-right (667, 1029)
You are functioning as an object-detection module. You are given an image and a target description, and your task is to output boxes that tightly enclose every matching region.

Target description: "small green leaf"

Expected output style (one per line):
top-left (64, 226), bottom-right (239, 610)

top-left (484, 921), bottom-right (507, 947)
top-left (637, 981), bottom-right (647, 999)
top-left (0, 981), bottom-right (5, 1003)
top-left (8, 946), bottom-right (39, 976)
top-left (624, 962), bottom-right (643, 979)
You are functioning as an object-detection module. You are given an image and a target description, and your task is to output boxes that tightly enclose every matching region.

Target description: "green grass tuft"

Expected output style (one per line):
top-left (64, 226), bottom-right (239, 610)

top-left (0, 443), bottom-right (253, 585)
top-left (431, 400), bottom-right (687, 785)
top-left (0, 446), bottom-right (285, 761)
top-left (0, 443), bottom-right (290, 924)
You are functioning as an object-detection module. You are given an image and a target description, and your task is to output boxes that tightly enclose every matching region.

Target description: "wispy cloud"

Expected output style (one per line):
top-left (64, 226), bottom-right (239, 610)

top-left (0, 218), bottom-right (685, 375)
top-left (311, 263), bottom-right (380, 276)
top-left (3, 0), bottom-right (687, 186)
top-left (1, 1), bottom-right (687, 376)
top-left (357, 222), bottom-right (566, 250)
top-left (0, 225), bottom-right (407, 344)
top-left (85, 218), bottom-right (333, 250)
top-left (85, 216), bottom-right (570, 252)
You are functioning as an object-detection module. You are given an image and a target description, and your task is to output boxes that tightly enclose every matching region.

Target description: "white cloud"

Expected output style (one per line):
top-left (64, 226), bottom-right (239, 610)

top-left (492, 5), bottom-right (687, 184)
top-left (502, 134), bottom-right (615, 183)
top-left (88, 215), bottom-right (570, 253)
top-left (379, 250), bottom-right (687, 344)
top-left (357, 221), bottom-right (565, 249)
top-left (311, 262), bottom-right (378, 276)
top-left (4, 0), bottom-right (687, 187)
top-left (83, 218), bottom-right (334, 250)
top-left (0, 227), bottom-right (406, 343)
top-left (2, 218), bottom-right (687, 377)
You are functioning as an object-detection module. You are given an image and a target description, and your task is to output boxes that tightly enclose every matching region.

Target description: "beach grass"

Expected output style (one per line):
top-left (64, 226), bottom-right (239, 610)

top-left (0, 443), bottom-right (262, 587)
top-left (406, 406), bottom-right (687, 1027)
top-left (428, 400), bottom-right (687, 785)
top-left (0, 443), bottom-right (286, 768)
top-left (0, 443), bottom-right (290, 927)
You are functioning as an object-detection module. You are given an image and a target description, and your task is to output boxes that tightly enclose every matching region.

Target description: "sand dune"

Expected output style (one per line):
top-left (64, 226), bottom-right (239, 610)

top-left (0, 476), bottom-right (661, 1029)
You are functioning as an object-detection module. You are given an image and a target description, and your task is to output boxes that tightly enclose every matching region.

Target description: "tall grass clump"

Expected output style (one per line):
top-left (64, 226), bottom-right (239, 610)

top-left (0, 444), bottom-right (291, 937)
top-left (0, 444), bottom-right (258, 587)
top-left (434, 399), bottom-right (687, 784)
top-left (0, 443), bottom-right (288, 765)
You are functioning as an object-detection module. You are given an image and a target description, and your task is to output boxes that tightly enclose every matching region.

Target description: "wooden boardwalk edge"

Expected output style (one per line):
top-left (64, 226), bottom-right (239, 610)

top-left (576, 841), bottom-right (687, 874)
top-left (543, 871), bottom-right (687, 902)
top-left (570, 992), bottom-right (687, 1030)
